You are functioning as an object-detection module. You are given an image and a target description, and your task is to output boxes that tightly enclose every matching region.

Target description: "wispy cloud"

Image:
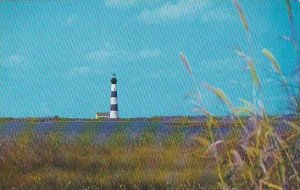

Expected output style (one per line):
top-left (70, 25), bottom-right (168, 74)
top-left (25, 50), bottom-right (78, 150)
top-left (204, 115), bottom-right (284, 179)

top-left (138, 49), bottom-right (162, 59)
top-left (138, 0), bottom-right (209, 24)
top-left (86, 46), bottom-right (114, 62)
top-left (66, 66), bottom-right (95, 79)
top-left (65, 15), bottom-right (77, 26)
top-left (149, 70), bottom-right (164, 80)
top-left (86, 44), bottom-right (134, 62)
top-left (264, 78), bottom-right (275, 84)
top-left (7, 55), bottom-right (26, 64)
top-left (104, 0), bottom-right (137, 8)
top-left (229, 80), bottom-right (239, 85)
top-left (86, 43), bottom-right (161, 62)
top-left (3, 54), bottom-right (29, 68)
top-left (201, 8), bottom-right (233, 23)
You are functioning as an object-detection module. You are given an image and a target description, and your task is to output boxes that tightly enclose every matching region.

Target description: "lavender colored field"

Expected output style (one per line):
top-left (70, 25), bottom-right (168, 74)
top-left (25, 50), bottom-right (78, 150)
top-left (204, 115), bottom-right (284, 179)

top-left (0, 117), bottom-right (296, 142)
top-left (0, 119), bottom-right (206, 143)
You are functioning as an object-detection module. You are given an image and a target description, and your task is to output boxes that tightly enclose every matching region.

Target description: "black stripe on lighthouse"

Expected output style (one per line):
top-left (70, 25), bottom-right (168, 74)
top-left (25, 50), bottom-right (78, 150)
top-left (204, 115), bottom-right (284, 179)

top-left (111, 91), bottom-right (117, 97)
top-left (110, 104), bottom-right (118, 111)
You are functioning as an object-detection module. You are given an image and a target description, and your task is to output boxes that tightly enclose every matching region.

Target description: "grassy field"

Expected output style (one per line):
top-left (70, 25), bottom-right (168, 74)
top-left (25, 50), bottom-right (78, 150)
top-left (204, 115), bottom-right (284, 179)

top-left (0, 117), bottom-right (299, 189)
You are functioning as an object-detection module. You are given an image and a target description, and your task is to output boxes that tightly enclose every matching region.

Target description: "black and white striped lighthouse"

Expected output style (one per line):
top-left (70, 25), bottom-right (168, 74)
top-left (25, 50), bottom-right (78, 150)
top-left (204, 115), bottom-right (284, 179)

top-left (110, 74), bottom-right (119, 119)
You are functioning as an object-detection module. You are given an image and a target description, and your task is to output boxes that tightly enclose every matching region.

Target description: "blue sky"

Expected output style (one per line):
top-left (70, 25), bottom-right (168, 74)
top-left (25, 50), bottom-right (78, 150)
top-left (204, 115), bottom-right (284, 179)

top-left (1, 0), bottom-right (299, 118)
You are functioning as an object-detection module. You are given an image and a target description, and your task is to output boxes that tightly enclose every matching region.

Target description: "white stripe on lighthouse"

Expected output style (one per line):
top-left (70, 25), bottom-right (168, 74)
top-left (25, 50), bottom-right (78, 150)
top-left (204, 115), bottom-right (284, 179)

top-left (110, 111), bottom-right (118, 119)
top-left (111, 97), bottom-right (117, 105)
top-left (111, 84), bottom-right (117, 91)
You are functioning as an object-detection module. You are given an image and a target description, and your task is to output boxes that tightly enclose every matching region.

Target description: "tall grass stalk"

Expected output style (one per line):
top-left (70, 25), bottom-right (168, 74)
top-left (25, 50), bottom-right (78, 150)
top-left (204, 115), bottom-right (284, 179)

top-left (284, 0), bottom-right (300, 113)
top-left (180, 54), bottom-right (230, 189)
top-left (233, 0), bottom-right (267, 119)
top-left (262, 48), bottom-right (298, 111)
top-left (180, 52), bottom-right (203, 106)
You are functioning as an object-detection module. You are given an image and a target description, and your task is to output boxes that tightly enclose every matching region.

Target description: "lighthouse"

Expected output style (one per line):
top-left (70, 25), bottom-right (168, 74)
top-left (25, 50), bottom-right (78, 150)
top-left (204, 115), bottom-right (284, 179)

top-left (110, 74), bottom-right (119, 119)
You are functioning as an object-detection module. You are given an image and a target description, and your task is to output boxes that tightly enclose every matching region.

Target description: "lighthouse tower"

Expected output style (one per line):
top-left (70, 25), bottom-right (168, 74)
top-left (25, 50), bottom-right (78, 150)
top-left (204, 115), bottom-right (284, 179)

top-left (110, 74), bottom-right (119, 119)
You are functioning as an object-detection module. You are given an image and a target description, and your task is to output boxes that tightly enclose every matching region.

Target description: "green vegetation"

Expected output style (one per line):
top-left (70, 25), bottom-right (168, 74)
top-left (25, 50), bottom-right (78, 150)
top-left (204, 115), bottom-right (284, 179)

top-left (0, 119), bottom-right (299, 189)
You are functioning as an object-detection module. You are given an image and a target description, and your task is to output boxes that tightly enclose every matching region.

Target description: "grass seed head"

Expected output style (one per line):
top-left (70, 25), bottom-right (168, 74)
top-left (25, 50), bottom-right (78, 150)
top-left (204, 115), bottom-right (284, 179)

top-left (203, 83), bottom-right (234, 110)
top-left (180, 52), bottom-right (193, 75)
top-left (262, 49), bottom-right (282, 74)
top-left (233, 0), bottom-right (249, 32)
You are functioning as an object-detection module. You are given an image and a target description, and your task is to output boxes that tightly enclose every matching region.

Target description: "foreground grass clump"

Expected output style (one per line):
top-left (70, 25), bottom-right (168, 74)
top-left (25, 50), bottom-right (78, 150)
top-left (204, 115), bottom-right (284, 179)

top-left (0, 130), bottom-right (208, 189)
top-left (0, 118), bottom-right (299, 190)
top-left (177, 0), bottom-right (300, 188)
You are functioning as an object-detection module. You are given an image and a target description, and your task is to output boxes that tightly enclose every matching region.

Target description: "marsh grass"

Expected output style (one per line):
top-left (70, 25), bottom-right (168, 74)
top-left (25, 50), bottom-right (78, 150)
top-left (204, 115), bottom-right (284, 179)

top-left (0, 127), bottom-right (221, 189)
top-left (177, 1), bottom-right (300, 189)
top-left (0, 118), bottom-right (299, 189)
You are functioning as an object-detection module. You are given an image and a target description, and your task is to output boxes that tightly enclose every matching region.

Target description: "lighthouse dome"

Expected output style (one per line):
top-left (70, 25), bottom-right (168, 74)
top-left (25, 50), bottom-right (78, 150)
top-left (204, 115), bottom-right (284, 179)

top-left (111, 74), bottom-right (117, 84)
